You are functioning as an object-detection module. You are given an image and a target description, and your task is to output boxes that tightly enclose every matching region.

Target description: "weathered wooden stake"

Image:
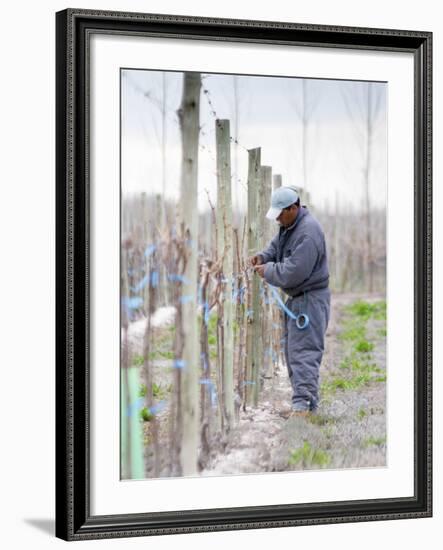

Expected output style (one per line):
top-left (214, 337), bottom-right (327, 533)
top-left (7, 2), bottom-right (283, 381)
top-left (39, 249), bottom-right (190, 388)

top-left (216, 119), bottom-right (235, 430)
top-left (273, 174), bottom-right (282, 190)
top-left (260, 166), bottom-right (273, 382)
top-left (177, 72), bottom-right (201, 476)
top-left (245, 147), bottom-right (262, 407)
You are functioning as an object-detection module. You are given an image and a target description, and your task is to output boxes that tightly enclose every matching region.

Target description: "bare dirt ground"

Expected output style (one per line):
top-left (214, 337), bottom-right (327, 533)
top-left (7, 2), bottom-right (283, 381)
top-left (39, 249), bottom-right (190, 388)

top-left (200, 292), bottom-right (387, 476)
top-left (126, 292), bottom-right (387, 477)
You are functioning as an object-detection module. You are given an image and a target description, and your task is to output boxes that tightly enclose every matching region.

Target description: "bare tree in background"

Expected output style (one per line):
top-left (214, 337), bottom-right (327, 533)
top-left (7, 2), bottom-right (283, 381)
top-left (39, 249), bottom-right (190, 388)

top-left (288, 79), bottom-right (320, 194)
top-left (341, 81), bottom-right (384, 293)
top-left (124, 71), bottom-right (173, 306)
top-left (229, 74), bottom-right (249, 229)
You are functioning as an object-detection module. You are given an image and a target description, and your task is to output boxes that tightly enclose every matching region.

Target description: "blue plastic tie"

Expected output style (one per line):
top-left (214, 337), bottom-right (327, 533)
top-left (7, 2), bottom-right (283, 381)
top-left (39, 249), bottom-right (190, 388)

top-left (210, 384), bottom-right (218, 406)
top-left (122, 296), bottom-right (143, 310)
top-left (149, 400), bottom-right (167, 415)
top-left (144, 244), bottom-right (157, 257)
top-left (131, 274), bottom-right (149, 293)
top-left (203, 302), bottom-right (210, 325)
top-left (126, 396), bottom-right (144, 417)
top-left (167, 273), bottom-right (190, 285)
top-left (173, 359), bottom-right (186, 369)
top-left (268, 285), bottom-right (298, 320)
top-left (200, 351), bottom-right (208, 370)
top-left (150, 271), bottom-right (159, 288)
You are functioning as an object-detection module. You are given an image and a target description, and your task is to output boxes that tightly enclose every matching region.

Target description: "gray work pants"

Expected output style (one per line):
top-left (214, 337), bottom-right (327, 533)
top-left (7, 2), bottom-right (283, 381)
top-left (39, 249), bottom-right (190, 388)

top-left (282, 287), bottom-right (330, 411)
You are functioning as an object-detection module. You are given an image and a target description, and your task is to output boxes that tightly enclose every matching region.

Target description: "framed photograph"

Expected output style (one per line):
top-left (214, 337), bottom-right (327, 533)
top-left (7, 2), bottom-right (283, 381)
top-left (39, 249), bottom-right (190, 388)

top-left (55, 8), bottom-right (432, 541)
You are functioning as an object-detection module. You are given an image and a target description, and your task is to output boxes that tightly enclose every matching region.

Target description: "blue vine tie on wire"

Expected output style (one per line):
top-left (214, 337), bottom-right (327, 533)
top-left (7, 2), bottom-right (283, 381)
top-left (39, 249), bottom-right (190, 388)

top-left (124, 236), bottom-right (314, 423)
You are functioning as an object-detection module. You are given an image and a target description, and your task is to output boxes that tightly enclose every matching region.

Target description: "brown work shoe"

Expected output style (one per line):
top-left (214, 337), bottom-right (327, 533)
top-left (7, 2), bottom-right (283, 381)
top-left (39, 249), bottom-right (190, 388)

top-left (288, 410), bottom-right (310, 419)
top-left (278, 407), bottom-right (310, 419)
top-left (277, 407), bottom-right (293, 419)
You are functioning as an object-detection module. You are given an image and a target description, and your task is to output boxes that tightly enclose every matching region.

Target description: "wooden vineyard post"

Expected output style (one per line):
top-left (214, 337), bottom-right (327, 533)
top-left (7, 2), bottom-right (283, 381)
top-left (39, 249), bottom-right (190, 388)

top-left (177, 72), bottom-right (201, 476)
top-left (245, 147), bottom-right (262, 407)
top-left (155, 191), bottom-right (169, 307)
top-left (260, 166), bottom-right (273, 382)
top-left (142, 248), bottom-right (161, 478)
top-left (298, 187), bottom-right (311, 207)
top-left (273, 174), bottom-right (282, 190)
top-left (215, 119), bottom-right (235, 431)
top-left (233, 224), bottom-right (246, 411)
top-left (271, 173), bottom-right (285, 371)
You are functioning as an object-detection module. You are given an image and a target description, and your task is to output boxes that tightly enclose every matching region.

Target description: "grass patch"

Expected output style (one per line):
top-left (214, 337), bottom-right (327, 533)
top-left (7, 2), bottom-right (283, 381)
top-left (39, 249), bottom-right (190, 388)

top-left (149, 350), bottom-right (174, 360)
top-left (205, 312), bottom-right (219, 355)
top-left (133, 349), bottom-right (175, 363)
top-left (357, 408), bottom-right (367, 420)
top-left (340, 355), bottom-right (366, 371)
top-left (329, 298), bottom-right (386, 396)
top-left (322, 370), bottom-right (383, 395)
top-left (289, 441), bottom-right (331, 468)
top-left (338, 355), bottom-right (383, 375)
top-left (338, 322), bottom-right (366, 342)
top-left (132, 325), bottom-right (177, 365)
top-left (149, 327), bottom-right (175, 348)
top-left (322, 358), bottom-right (384, 395)
top-left (372, 300), bottom-right (387, 320)
top-left (322, 426), bottom-right (335, 439)
top-left (307, 414), bottom-right (335, 427)
top-left (207, 312), bottom-right (218, 336)
top-left (132, 354), bottom-right (144, 367)
top-left (355, 339), bottom-right (374, 353)
top-left (140, 407), bottom-right (154, 422)
top-left (363, 436), bottom-right (386, 448)
top-left (322, 373), bottom-right (373, 393)
top-left (139, 382), bottom-right (171, 399)
top-left (345, 299), bottom-right (386, 321)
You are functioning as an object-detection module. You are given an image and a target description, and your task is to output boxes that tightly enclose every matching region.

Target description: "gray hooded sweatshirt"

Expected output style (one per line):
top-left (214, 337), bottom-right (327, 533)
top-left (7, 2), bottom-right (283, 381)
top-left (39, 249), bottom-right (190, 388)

top-left (258, 206), bottom-right (329, 297)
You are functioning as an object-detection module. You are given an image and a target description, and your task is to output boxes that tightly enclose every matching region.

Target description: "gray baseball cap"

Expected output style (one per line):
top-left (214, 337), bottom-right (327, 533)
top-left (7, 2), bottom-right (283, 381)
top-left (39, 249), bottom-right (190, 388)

top-left (265, 187), bottom-right (299, 220)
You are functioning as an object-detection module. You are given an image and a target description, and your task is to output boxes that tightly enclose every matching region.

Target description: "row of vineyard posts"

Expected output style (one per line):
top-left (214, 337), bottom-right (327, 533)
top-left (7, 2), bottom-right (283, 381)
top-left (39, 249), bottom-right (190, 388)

top-left (120, 73), bottom-right (300, 479)
top-left (120, 72), bottom-right (387, 479)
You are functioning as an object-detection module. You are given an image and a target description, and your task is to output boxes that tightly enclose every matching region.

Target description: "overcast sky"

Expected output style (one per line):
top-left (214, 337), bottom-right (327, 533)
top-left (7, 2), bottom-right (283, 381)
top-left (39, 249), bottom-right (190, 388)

top-left (121, 69), bottom-right (387, 214)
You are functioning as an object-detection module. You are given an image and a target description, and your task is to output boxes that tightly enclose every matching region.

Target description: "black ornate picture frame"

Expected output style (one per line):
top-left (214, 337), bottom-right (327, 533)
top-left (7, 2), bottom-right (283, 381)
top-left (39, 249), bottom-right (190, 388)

top-left (55, 8), bottom-right (432, 541)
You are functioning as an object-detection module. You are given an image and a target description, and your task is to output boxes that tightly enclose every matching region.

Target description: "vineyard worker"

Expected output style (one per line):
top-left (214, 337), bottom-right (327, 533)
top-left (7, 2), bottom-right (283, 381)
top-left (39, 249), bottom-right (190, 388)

top-left (249, 186), bottom-right (330, 418)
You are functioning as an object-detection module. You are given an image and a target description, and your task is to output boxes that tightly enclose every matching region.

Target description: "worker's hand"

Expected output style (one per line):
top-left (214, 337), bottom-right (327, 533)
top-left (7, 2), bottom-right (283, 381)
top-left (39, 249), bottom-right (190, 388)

top-left (247, 254), bottom-right (263, 267)
top-left (254, 264), bottom-right (266, 278)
